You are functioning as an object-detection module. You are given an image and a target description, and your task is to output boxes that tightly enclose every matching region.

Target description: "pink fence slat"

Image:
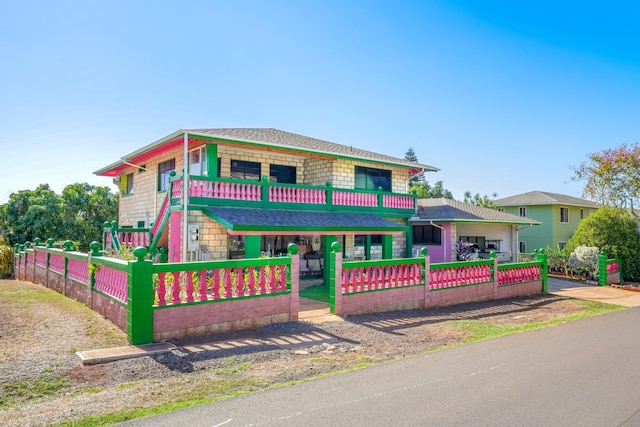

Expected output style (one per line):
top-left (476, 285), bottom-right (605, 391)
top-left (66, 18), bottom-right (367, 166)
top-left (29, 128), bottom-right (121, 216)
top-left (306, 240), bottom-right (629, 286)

top-left (430, 265), bottom-right (492, 290)
top-left (498, 265), bottom-right (541, 287)
top-left (171, 180), bottom-right (182, 199)
top-left (67, 258), bottom-right (89, 284)
top-left (94, 265), bottom-right (128, 303)
top-left (341, 262), bottom-right (423, 295)
top-left (49, 254), bottom-right (64, 274)
top-left (156, 273), bottom-right (167, 306)
top-left (198, 270), bottom-right (208, 301)
top-left (35, 251), bottom-right (47, 267)
top-left (171, 273), bottom-right (182, 304)
top-left (25, 252), bottom-right (34, 268)
top-left (185, 271), bottom-right (195, 303)
top-left (382, 194), bottom-right (415, 210)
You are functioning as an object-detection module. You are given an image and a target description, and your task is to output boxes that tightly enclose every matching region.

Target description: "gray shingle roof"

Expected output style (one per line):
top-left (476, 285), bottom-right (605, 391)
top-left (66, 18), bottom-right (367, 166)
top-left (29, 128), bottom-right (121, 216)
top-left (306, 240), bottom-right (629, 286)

top-left (415, 198), bottom-right (540, 224)
top-left (188, 128), bottom-right (437, 170)
top-left (204, 207), bottom-right (407, 232)
top-left (494, 191), bottom-right (601, 208)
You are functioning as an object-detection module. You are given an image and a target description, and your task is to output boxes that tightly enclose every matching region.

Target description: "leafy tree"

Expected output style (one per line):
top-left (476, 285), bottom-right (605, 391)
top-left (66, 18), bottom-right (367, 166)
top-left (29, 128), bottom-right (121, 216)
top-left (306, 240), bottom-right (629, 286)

top-left (0, 184), bottom-right (62, 244)
top-left (463, 191), bottom-right (498, 209)
top-left (409, 181), bottom-right (454, 199)
top-left (571, 143), bottom-right (640, 208)
top-left (0, 183), bottom-right (118, 251)
top-left (566, 206), bottom-right (640, 281)
top-left (61, 183), bottom-right (119, 250)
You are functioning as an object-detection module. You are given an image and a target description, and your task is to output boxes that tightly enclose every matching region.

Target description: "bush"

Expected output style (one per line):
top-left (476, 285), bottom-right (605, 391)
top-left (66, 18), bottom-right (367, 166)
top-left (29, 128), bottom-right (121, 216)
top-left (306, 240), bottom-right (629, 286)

top-left (567, 245), bottom-right (600, 278)
top-left (567, 206), bottom-right (640, 281)
top-left (0, 245), bottom-right (14, 278)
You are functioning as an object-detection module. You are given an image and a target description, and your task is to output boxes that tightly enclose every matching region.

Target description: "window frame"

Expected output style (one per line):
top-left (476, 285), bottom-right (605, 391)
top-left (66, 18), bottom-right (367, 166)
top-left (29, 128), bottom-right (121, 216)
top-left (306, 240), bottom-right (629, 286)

top-left (413, 225), bottom-right (442, 245)
top-left (519, 207), bottom-right (527, 217)
top-left (560, 207), bottom-right (569, 223)
top-left (519, 241), bottom-right (527, 253)
top-left (124, 173), bottom-right (134, 196)
top-left (189, 146), bottom-right (208, 176)
top-left (355, 166), bottom-right (392, 192)
top-left (158, 159), bottom-right (176, 192)
top-left (269, 164), bottom-right (297, 184)
top-left (231, 159), bottom-right (261, 181)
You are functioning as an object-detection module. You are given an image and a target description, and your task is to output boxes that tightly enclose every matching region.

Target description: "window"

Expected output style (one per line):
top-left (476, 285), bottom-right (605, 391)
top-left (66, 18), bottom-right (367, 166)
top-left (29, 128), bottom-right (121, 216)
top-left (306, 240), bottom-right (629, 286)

top-left (580, 209), bottom-right (584, 219)
top-left (498, 208), bottom-right (505, 212)
top-left (354, 235), bottom-right (382, 246)
top-left (413, 225), bottom-right (442, 245)
top-left (124, 173), bottom-right (134, 195)
top-left (560, 207), bottom-right (569, 223)
top-left (519, 241), bottom-right (527, 253)
top-left (137, 220), bottom-right (145, 228)
top-left (558, 241), bottom-right (567, 250)
top-left (270, 164), bottom-right (296, 184)
top-left (158, 159), bottom-right (176, 191)
top-left (355, 166), bottom-right (391, 191)
top-left (231, 160), bottom-right (261, 181)
top-left (189, 146), bottom-right (208, 176)
top-left (460, 236), bottom-right (486, 250)
top-left (519, 207), bottom-right (527, 217)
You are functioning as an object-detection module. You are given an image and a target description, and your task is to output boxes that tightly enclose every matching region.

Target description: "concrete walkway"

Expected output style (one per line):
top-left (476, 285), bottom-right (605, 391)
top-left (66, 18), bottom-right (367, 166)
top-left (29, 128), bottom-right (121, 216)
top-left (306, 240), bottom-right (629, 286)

top-left (548, 277), bottom-right (640, 307)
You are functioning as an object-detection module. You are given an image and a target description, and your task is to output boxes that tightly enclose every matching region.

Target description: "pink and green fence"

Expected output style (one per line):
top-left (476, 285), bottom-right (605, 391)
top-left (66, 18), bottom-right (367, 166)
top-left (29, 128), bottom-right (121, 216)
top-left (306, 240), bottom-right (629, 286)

top-left (329, 243), bottom-right (549, 315)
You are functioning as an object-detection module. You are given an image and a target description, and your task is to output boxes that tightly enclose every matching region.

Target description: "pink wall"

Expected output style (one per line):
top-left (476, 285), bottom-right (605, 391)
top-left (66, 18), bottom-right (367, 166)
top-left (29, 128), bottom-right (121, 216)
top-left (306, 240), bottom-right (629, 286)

top-left (169, 211), bottom-right (182, 263)
top-left (412, 223), bottom-right (452, 263)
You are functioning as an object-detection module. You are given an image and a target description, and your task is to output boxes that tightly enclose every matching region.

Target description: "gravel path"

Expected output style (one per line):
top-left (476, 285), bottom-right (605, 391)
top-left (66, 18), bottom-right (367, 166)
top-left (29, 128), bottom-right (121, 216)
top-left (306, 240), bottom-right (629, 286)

top-left (0, 279), bottom-right (586, 426)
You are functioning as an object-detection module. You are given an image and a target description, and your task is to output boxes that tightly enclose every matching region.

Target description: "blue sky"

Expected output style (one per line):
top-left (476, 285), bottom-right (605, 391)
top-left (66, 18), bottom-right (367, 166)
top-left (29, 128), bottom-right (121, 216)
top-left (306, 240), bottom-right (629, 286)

top-left (1, 0), bottom-right (639, 204)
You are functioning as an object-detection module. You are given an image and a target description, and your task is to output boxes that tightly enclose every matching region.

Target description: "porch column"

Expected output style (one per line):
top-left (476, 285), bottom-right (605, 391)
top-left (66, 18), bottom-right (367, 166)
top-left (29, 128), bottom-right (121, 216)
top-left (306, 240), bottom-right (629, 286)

top-left (244, 235), bottom-right (261, 258)
top-left (206, 144), bottom-right (218, 178)
top-left (382, 234), bottom-right (393, 259)
top-left (405, 223), bottom-right (414, 257)
top-left (322, 234), bottom-right (336, 284)
top-left (364, 235), bottom-right (372, 260)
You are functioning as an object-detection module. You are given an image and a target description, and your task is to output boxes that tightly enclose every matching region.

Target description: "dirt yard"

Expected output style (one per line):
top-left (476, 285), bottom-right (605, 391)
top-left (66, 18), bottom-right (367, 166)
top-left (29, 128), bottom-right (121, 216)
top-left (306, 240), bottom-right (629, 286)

top-left (0, 279), bottom-right (620, 426)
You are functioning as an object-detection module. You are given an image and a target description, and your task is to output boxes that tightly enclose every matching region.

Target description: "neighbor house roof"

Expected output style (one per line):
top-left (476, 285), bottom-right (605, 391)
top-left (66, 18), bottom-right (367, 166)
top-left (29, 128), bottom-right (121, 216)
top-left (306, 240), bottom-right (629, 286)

top-left (414, 198), bottom-right (541, 225)
top-left (95, 128), bottom-right (439, 176)
top-left (494, 191), bottom-right (601, 208)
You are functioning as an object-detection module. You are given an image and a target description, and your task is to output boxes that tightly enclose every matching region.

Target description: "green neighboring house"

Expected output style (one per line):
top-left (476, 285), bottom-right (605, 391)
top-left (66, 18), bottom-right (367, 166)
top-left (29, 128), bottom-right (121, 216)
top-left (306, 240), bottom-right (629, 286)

top-left (494, 191), bottom-right (601, 253)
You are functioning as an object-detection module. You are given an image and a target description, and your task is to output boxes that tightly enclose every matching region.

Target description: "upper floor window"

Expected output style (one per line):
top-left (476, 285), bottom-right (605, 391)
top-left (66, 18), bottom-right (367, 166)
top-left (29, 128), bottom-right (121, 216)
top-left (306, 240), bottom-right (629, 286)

top-left (231, 160), bottom-right (261, 181)
top-left (355, 166), bottom-right (391, 191)
top-left (413, 225), bottom-right (441, 245)
top-left (124, 173), bottom-right (134, 195)
top-left (558, 241), bottom-right (567, 250)
top-left (580, 209), bottom-right (584, 219)
top-left (158, 159), bottom-right (175, 192)
top-left (498, 208), bottom-right (505, 212)
top-left (189, 146), bottom-right (207, 176)
top-left (519, 241), bottom-right (527, 253)
top-left (560, 207), bottom-right (569, 223)
top-left (270, 164), bottom-right (296, 184)
top-left (519, 207), bottom-right (527, 217)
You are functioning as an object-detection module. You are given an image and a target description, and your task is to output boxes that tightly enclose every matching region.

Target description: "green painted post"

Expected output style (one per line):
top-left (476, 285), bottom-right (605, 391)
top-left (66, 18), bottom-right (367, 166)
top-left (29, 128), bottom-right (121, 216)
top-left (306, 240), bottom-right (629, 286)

top-left (322, 235), bottom-right (336, 285)
top-left (245, 235), bottom-right (261, 258)
top-left (127, 247), bottom-right (154, 345)
top-left (364, 234), bottom-right (372, 261)
top-left (325, 182), bottom-right (333, 212)
top-left (33, 237), bottom-right (42, 246)
top-left (329, 241), bottom-right (340, 314)
top-left (537, 248), bottom-right (548, 293)
top-left (158, 247), bottom-right (168, 263)
top-left (206, 144), bottom-right (218, 179)
top-left (598, 251), bottom-right (608, 286)
top-left (405, 223), bottom-right (414, 257)
top-left (382, 234), bottom-right (393, 259)
top-left (377, 186), bottom-right (384, 214)
top-left (261, 176), bottom-right (269, 209)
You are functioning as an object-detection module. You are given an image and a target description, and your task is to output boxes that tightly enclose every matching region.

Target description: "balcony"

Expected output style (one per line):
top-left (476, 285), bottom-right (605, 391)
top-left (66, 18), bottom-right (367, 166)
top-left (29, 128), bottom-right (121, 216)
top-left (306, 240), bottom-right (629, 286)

top-left (169, 175), bottom-right (416, 216)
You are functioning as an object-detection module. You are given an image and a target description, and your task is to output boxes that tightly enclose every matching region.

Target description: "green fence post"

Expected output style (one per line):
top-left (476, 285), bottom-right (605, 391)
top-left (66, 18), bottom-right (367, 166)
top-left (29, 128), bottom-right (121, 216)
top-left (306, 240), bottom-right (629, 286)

top-left (325, 182), bottom-right (333, 212)
top-left (537, 248), bottom-right (548, 294)
top-left (329, 241), bottom-right (340, 314)
top-left (598, 251), bottom-right (608, 286)
top-left (127, 246), bottom-right (154, 345)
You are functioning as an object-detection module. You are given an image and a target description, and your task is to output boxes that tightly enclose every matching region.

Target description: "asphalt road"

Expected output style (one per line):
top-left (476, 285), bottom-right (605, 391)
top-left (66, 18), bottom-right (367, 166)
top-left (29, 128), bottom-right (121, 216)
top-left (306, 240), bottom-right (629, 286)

top-left (121, 307), bottom-right (640, 427)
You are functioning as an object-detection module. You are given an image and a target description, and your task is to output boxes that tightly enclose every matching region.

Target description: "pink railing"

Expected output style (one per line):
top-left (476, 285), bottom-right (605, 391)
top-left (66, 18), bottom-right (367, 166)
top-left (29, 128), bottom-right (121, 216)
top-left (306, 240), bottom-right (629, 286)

top-left (607, 261), bottom-right (619, 275)
top-left (67, 258), bottom-right (89, 284)
top-left (429, 264), bottom-right (492, 289)
top-left (498, 265), bottom-right (541, 286)
top-left (333, 190), bottom-right (377, 207)
top-left (269, 186), bottom-right (326, 204)
top-left (25, 252), bottom-right (34, 268)
top-left (171, 180), bottom-right (183, 200)
top-left (35, 251), bottom-right (47, 267)
top-left (189, 179), bottom-right (262, 201)
top-left (383, 194), bottom-right (415, 209)
top-left (342, 262), bottom-right (423, 294)
top-left (118, 231), bottom-right (150, 247)
top-left (94, 265), bottom-right (128, 303)
top-left (49, 253), bottom-right (64, 274)
top-left (153, 263), bottom-right (289, 306)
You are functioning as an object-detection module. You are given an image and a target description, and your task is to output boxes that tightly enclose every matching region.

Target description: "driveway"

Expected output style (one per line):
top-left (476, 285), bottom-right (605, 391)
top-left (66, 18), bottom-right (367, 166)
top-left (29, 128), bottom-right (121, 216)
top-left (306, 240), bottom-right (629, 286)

top-left (548, 277), bottom-right (640, 307)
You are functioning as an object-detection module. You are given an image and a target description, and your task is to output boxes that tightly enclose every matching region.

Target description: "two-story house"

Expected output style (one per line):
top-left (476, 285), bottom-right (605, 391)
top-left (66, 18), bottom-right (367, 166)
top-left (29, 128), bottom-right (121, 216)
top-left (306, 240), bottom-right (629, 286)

top-left (95, 128), bottom-right (438, 280)
top-left (494, 191), bottom-right (601, 253)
